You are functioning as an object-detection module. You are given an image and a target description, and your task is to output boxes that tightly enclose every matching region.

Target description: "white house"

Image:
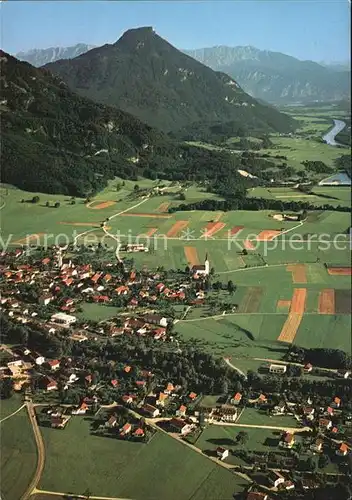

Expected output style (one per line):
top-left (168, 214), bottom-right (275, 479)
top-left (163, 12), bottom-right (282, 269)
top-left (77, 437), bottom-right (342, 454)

top-left (216, 447), bottom-right (229, 461)
top-left (143, 404), bottom-right (160, 418)
top-left (51, 312), bottom-right (77, 326)
top-left (144, 314), bottom-right (168, 327)
top-left (169, 418), bottom-right (192, 435)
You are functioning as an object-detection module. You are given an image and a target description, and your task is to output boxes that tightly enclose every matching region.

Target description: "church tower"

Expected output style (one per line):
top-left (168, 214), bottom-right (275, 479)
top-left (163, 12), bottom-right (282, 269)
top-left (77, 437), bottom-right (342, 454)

top-left (204, 253), bottom-right (210, 275)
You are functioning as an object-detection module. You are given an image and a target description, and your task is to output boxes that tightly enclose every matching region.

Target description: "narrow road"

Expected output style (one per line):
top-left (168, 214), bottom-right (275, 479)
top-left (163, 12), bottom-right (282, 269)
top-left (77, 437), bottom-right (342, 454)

top-left (0, 403), bottom-right (26, 424)
top-left (223, 357), bottom-right (247, 379)
top-left (21, 402), bottom-right (45, 500)
top-left (102, 196), bottom-right (150, 262)
top-left (32, 488), bottom-right (131, 500)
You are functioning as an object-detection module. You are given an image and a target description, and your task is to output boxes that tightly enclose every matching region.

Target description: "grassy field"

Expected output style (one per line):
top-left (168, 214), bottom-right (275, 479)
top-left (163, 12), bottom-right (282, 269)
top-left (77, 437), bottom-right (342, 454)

top-left (0, 408), bottom-right (37, 500)
top-left (237, 407), bottom-right (299, 428)
top-left (0, 393), bottom-right (24, 420)
top-left (77, 302), bottom-right (121, 321)
top-left (39, 416), bottom-right (248, 499)
top-left (194, 424), bottom-right (292, 466)
top-left (249, 186), bottom-right (351, 208)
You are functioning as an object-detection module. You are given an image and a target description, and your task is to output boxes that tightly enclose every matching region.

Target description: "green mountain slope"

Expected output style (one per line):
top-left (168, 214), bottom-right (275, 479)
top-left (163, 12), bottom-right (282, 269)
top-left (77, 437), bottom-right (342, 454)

top-left (184, 46), bottom-right (351, 104)
top-left (0, 50), bottom-right (178, 196)
top-left (44, 27), bottom-right (295, 134)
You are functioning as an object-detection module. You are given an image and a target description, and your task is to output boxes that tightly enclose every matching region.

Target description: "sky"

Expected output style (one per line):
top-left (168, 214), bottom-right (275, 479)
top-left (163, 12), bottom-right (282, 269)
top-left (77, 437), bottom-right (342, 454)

top-left (1, 1), bottom-right (350, 63)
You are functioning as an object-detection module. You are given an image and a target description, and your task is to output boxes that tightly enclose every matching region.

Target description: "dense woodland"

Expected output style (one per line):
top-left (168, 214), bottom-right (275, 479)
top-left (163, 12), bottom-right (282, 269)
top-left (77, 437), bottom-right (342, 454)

top-left (169, 195), bottom-right (351, 214)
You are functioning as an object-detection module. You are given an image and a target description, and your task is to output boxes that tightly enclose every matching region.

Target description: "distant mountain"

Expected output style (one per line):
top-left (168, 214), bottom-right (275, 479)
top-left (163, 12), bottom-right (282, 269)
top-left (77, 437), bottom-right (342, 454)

top-left (0, 50), bottom-right (179, 196)
top-left (44, 27), bottom-right (294, 134)
top-left (184, 46), bottom-right (351, 104)
top-left (16, 43), bottom-right (96, 67)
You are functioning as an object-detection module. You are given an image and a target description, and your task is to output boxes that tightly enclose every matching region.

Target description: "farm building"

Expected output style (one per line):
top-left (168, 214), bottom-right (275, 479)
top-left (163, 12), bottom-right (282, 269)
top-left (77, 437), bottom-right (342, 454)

top-left (269, 363), bottom-right (287, 374)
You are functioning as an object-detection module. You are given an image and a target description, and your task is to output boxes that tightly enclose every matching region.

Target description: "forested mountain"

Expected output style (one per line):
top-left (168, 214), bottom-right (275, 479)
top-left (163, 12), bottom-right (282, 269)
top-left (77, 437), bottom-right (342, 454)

top-left (44, 27), bottom-right (295, 134)
top-left (16, 44), bottom-right (96, 67)
top-left (184, 46), bottom-right (351, 104)
top-left (0, 51), bottom-right (251, 196)
top-left (0, 50), bottom-right (179, 195)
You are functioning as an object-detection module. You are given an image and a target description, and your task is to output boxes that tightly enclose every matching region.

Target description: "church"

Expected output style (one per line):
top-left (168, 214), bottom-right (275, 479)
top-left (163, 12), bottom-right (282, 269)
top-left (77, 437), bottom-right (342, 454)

top-left (191, 254), bottom-right (210, 277)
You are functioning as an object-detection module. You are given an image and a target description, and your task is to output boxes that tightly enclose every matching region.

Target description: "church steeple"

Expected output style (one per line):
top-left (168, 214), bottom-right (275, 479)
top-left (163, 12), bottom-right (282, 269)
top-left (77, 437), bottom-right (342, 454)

top-left (204, 253), bottom-right (209, 275)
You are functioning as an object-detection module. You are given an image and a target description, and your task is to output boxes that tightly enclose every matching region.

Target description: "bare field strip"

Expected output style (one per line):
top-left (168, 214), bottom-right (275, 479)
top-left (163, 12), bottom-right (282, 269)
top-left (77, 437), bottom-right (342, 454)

top-left (202, 222), bottom-right (226, 238)
top-left (277, 300), bottom-right (291, 311)
top-left (59, 222), bottom-right (101, 227)
top-left (120, 213), bottom-right (171, 219)
top-left (290, 288), bottom-right (307, 313)
top-left (243, 239), bottom-right (255, 250)
top-left (335, 290), bottom-right (352, 314)
top-left (278, 313), bottom-right (303, 342)
top-left (142, 228), bottom-right (158, 237)
top-left (278, 288), bottom-right (307, 342)
top-left (14, 233), bottom-right (45, 245)
top-left (229, 225), bottom-right (244, 236)
top-left (238, 287), bottom-right (263, 313)
top-left (166, 220), bottom-right (189, 237)
top-left (256, 230), bottom-right (281, 241)
top-left (327, 267), bottom-right (352, 276)
top-left (184, 247), bottom-right (200, 267)
top-left (318, 289), bottom-right (335, 314)
top-left (157, 202), bottom-right (170, 212)
top-left (287, 264), bottom-right (307, 283)
top-left (87, 200), bottom-right (116, 210)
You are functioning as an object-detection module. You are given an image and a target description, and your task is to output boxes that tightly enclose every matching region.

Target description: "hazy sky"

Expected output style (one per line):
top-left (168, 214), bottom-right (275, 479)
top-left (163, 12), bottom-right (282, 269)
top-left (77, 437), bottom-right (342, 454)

top-left (1, 1), bottom-right (350, 62)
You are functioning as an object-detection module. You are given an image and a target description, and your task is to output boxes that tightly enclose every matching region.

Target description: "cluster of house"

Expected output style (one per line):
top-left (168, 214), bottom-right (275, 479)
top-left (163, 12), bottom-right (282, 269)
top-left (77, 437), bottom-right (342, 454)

top-left (0, 250), bottom-right (210, 335)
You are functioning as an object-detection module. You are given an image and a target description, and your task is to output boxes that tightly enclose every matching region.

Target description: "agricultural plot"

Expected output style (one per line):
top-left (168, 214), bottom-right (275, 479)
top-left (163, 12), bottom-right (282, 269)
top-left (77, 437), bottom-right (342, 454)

top-left (40, 417), bottom-right (246, 499)
top-left (0, 408), bottom-right (37, 500)
top-left (294, 315), bottom-right (351, 351)
top-left (0, 394), bottom-right (23, 420)
top-left (256, 136), bottom-right (351, 171)
top-left (249, 186), bottom-right (351, 208)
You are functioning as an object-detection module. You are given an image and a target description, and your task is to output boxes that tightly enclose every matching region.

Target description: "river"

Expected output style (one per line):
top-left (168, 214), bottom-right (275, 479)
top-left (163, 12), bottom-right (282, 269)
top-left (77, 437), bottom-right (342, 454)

top-left (322, 119), bottom-right (346, 146)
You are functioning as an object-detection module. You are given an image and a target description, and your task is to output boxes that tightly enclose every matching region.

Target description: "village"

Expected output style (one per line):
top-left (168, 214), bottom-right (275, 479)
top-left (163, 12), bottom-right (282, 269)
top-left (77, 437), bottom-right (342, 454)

top-left (0, 244), bottom-right (351, 499)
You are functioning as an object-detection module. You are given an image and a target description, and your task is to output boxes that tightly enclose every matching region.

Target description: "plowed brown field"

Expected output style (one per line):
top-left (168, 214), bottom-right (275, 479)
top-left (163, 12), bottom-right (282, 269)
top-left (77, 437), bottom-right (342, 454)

top-left (202, 222), bottom-right (226, 238)
top-left (287, 264), bottom-right (307, 283)
top-left (278, 288), bottom-right (306, 342)
top-left (184, 247), bottom-right (199, 267)
top-left (318, 289), bottom-right (335, 314)
top-left (166, 221), bottom-right (189, 237)
top-left (256, 230), bottom-right (281, 241)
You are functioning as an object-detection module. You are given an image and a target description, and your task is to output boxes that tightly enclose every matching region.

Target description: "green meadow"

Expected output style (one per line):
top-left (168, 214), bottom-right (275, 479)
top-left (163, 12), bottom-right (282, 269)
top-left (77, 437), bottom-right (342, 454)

top-left (40, 416), bottom-right (248, 499)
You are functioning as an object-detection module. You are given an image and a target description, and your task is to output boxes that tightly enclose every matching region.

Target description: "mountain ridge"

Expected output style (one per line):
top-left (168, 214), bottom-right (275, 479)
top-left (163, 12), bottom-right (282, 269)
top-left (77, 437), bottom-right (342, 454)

top-left (16, 43), bottom-right (97, 67)
top-left (43, 28), bottom-right (295, 134)
top-left (183, 45), bottom-right (351, 104)
top-left (0, 50), bottom-right (179, 196)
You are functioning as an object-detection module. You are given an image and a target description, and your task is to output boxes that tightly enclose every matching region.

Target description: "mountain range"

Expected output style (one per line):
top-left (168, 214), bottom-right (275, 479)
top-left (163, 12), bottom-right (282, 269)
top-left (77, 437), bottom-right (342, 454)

top-left (184, 46), bottom-right (351, 104)
top-left (16, 44), bottom-right (96, 67)
top-left (17, 40), bottom-right (350, 105)
top-left (41, 28), bottom-right (294, 135)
